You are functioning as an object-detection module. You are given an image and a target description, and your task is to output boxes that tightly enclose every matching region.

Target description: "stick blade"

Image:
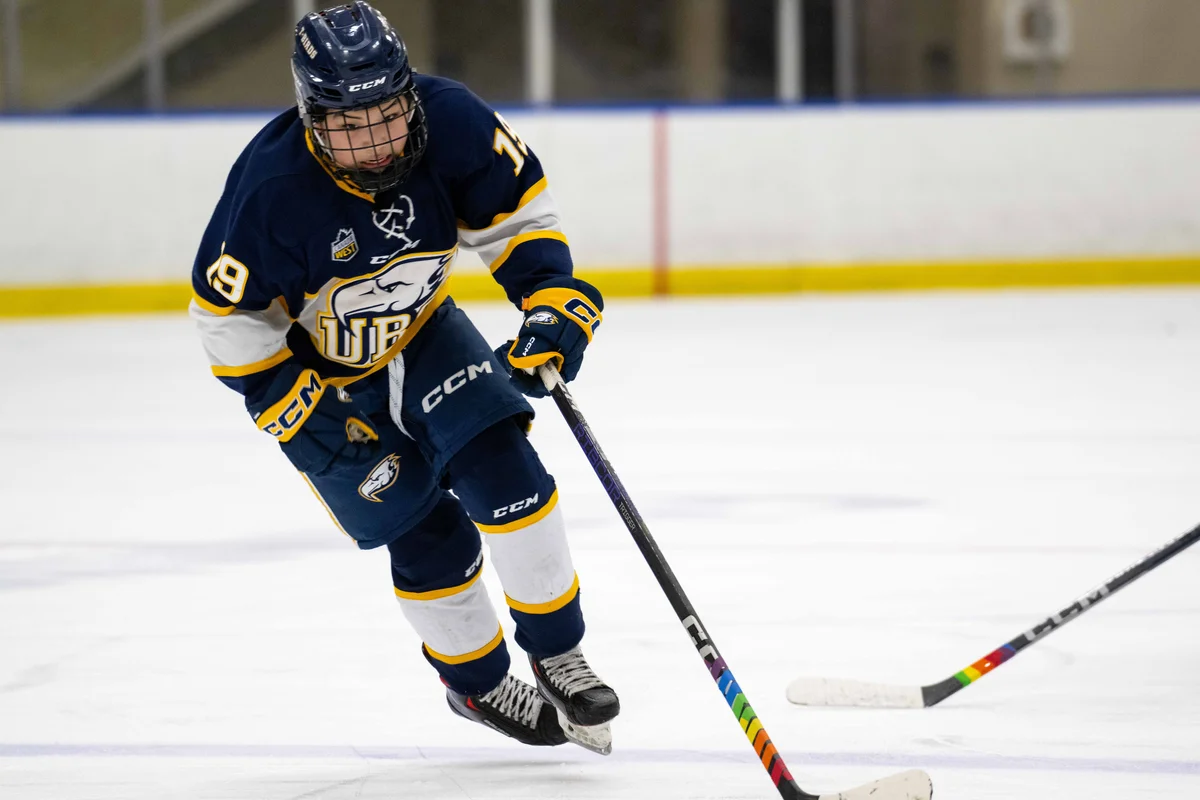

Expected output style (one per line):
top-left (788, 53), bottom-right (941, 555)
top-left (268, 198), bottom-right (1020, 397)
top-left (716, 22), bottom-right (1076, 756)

top-left (786, 677), bottom-right (926, 709)
top-left (815, 769), bottom-right (933, 800)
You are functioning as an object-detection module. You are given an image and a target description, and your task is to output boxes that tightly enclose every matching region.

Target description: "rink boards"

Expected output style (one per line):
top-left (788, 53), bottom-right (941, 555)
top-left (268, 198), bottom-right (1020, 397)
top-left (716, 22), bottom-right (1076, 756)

top-left (2, 100), bottom-right (1200, 316)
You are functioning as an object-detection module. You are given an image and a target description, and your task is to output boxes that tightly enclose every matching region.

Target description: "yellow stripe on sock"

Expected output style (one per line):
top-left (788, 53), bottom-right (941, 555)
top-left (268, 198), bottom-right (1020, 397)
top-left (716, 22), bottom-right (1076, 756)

top-left (505, 573), bottom-right (580, 615)
top-left (394, 567), bottom-right (484, 601)
top-left (423, 626), bottom-right (505, 665)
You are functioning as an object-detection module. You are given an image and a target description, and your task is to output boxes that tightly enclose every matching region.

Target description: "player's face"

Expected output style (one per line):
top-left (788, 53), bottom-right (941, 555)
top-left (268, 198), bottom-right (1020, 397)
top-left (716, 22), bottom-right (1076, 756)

top-left (317, 95), bottom-right (413, 172)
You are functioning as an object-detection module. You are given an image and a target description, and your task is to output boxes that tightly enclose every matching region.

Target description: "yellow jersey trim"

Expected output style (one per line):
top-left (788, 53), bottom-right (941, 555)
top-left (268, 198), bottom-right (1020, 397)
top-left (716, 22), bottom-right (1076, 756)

top-left (424, 625), bottom-right (505, 665)
top-left (191, 293), bottom-right (235, 316)
top-left (393, 567), bottom-right (484, 601)
top-left (506, 573), bottom-right (580, 615)
top-left (476, 489), bottom-right (559, 534)
top-left (489, 231), bottom-right (569, 275)
top-left (210, 347), bottom-right (294, 378)
top-left (304, 129), bottom-right (376, 203)
top-left (459, 177), bottom-right (548, 232)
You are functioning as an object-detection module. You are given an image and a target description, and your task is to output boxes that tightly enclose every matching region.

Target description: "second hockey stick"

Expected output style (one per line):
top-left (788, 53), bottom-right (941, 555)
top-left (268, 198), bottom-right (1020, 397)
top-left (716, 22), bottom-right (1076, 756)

top-left (538, 364), bottom-right (932, 800)
top-left (786, 522), bottom-right (1200, 709)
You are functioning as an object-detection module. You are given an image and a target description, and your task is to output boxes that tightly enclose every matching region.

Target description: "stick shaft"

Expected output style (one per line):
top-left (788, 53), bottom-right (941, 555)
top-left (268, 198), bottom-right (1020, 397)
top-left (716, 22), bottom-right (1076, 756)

top-left (922, 523), bottom-right (1200, 706)
top-left (544, 374), bottom-right (808, 799)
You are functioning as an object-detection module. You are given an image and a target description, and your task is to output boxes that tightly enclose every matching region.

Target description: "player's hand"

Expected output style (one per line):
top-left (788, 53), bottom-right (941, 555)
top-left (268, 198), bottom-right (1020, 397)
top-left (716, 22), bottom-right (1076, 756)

top-left (250, 365), bottom-right (381, 476)
top-left (496, 277), bottom-right (603, 398)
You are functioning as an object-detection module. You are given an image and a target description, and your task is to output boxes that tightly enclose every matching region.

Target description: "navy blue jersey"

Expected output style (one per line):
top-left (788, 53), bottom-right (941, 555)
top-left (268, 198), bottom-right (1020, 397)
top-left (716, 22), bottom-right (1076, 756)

top-left (190, 74), bottom-right (573, 408)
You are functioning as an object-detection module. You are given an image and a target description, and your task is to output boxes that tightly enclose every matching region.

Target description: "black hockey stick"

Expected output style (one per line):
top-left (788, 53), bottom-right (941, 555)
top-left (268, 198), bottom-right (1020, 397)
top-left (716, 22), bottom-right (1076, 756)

top-left (537, 364), bottom-right (932, 800)
top-left (787, 523), bottom-right (1200, 709)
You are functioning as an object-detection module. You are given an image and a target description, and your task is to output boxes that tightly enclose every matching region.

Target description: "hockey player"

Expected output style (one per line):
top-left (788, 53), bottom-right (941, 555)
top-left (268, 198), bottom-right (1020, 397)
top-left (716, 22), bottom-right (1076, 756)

top-left (189, 2), bottom-right (618, 753)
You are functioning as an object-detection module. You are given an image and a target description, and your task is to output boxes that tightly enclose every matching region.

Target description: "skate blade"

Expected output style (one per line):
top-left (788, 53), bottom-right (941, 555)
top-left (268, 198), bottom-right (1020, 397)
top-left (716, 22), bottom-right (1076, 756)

top-left (556, 710), bottom-right (612, 756)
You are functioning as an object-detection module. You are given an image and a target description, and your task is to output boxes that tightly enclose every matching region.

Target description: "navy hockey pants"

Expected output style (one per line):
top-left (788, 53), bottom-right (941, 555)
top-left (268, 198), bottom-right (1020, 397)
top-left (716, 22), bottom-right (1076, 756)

top-left (292, 300), bottom-right (585, 695)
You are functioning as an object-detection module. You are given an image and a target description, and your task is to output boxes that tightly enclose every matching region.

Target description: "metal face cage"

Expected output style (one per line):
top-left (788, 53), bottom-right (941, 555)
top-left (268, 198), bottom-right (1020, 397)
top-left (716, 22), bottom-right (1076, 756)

top-left (307, 83), bottom-right (428, 194)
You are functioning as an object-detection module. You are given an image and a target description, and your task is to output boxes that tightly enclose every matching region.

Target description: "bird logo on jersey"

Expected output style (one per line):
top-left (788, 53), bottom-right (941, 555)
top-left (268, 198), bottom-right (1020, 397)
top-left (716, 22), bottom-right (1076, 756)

top-left (525, 311), bottom-right (558, 326)
top-left (359, 453), bottom-right (401, 502)
top-left (317, 250), bottom-right (453, 367)
top-left (331, 251), bottom-right (449, 326)
top-left (372, 195), bottom-right (420, 251)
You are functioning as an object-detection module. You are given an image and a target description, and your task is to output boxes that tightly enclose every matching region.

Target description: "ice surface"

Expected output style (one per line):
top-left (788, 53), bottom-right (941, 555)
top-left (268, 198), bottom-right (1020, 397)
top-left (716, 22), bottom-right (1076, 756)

top-left (1, 289), bottom-right (1198, 799)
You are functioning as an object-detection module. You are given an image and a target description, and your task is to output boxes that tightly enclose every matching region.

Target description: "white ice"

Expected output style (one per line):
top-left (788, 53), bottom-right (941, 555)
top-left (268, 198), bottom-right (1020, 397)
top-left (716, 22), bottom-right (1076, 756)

top-left (1, 288), bottom-right (1198, 800)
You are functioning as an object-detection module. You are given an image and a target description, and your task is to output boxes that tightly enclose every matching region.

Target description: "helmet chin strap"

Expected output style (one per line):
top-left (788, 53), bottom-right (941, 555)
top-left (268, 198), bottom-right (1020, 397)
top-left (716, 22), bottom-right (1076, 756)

top-left (311, 127), bottom-right (331, 153)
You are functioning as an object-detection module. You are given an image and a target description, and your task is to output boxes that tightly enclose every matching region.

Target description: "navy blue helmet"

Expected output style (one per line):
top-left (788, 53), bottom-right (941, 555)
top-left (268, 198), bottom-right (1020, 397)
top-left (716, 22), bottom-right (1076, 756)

top-left (292, 2), bottom-right (428, 193)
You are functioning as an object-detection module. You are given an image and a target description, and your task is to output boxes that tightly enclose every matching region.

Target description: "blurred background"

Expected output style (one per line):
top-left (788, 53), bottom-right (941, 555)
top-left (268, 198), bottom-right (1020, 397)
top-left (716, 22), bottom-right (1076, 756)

top-left (4, 0), bottom-right (1200, 112)
top-left (2, 8), bottom-right (1199, 799)
top-left (0, 0), bottom-right (1198, 311)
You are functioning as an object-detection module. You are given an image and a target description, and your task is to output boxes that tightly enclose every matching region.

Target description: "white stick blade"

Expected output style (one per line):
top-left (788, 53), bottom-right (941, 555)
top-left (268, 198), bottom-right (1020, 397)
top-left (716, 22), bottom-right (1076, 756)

top-left (785, 677), bottom-right (925, 708)
top-left (818, 769), bottom-right (933, 800)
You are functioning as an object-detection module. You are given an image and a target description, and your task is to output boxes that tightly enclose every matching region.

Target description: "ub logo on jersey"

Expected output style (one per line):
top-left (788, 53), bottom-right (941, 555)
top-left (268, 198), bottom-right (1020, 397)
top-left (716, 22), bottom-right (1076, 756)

top-left (317, 250), bottom-right (452, 367)
top-left (331, 228), bottom-right (358, 262)
top-left (358, 454), bottom-right (401, 502)
top-left (525, 311), bottom-right (558, 327)
top-left (372, 195), bottom-right (420, 250)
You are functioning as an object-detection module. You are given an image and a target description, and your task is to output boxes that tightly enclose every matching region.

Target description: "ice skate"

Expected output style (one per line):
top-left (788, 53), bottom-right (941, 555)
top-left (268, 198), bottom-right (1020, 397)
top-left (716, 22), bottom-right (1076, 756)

top-left (530, 647), bottom-right (620, 755)
top-left (446, 673), bottom-right (568, 747)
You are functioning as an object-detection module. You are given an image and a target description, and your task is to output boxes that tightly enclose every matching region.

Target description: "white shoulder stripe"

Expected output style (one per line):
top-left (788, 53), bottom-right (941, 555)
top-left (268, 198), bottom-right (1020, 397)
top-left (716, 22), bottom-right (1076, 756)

top-left (457, 187), bottom-right (565, 271)
top-left (189, 297), bottom-right (293, 377)
top-left (458, 176), bottom-right (548, 232)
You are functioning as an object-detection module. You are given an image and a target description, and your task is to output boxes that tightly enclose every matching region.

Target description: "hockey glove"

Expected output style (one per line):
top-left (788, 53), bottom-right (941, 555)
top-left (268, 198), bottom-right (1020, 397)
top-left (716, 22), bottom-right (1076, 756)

top-left (249, 365), bottom-right (381, 477)
top-left (496, 277), bottom-right (604, 398)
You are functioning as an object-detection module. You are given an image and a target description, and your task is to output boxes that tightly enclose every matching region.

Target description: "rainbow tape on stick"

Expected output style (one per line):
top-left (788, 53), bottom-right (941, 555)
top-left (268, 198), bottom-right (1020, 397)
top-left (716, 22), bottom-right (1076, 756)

top-left (545, 361), bottom-right (932, 798)
top-left (955, 644), bottom-right (1018, 686)
top-left (787, 523), bottom-right (1200, 709)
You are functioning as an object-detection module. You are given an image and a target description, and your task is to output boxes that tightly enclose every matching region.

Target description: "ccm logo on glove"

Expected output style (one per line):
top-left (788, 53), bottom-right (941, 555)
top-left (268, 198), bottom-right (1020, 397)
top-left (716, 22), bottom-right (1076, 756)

top-left (257, 370), bottom-right (324, 441)
top-left (249, 365), bottom-right (382, 477)
top-left (495, 277), bottom-right (604, 398)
